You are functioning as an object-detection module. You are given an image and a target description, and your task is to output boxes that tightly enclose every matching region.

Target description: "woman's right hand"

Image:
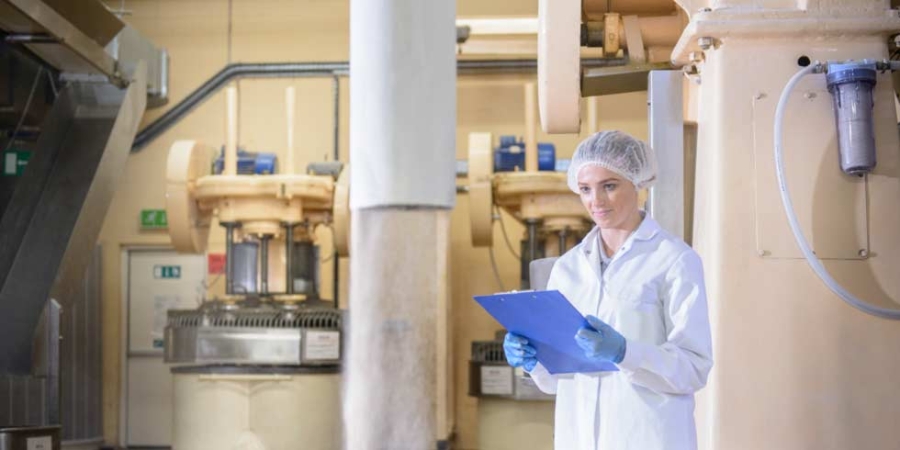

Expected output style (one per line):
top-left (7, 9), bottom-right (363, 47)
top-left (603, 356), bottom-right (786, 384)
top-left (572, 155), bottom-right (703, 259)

top-left (503, 332), bottom-right (538, 371)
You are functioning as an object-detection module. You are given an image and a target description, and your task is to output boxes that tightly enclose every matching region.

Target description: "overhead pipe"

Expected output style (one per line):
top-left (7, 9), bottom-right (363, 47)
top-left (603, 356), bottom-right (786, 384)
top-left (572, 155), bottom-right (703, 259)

top-left (582, 0), bottom-right (677, 18)
top-left (331, 75), bottom-right (340, 309)
top-left (131, 58), bottom-right (626, 152)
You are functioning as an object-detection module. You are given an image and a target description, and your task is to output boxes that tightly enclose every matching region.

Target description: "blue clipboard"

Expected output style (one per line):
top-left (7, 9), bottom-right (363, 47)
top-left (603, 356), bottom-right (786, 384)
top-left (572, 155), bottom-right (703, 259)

top-left (474, 290), bottom-right (618, 375)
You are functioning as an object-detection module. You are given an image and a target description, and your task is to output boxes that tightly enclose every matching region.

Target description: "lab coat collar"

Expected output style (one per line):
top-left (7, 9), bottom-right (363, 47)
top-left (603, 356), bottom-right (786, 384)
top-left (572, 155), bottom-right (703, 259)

top-left (581, 211), bottom-right (660, 258)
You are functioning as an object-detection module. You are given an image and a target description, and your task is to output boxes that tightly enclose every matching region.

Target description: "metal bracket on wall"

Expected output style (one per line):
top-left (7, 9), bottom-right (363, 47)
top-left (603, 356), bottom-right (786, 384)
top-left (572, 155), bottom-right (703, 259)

top-left (582, 61), bottom-right (673, 97)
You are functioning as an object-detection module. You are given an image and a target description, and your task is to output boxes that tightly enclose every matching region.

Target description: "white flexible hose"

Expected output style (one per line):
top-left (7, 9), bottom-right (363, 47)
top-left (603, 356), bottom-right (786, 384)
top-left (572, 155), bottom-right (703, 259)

top-left (774, 63), bottom-right (900, 320)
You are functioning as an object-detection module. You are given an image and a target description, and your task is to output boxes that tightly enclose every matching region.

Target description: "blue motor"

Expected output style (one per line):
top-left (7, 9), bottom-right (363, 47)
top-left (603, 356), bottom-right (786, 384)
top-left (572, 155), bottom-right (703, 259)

top-left (214, 147), bottom-right (278, 175)
top-left (493, 135), bottom-right (556, 172)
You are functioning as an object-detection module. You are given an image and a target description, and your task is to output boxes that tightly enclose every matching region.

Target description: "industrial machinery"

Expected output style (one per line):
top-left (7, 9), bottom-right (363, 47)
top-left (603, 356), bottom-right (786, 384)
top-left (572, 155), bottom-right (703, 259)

top-left (162, 85), bottom-right (349, 449)
top-left (456, 8), bottom-right (683, 111)
top-left (492, 135), bottom-right (557, 173)
top-left (0, 1), bottom-right (167, 448)
top-left (537, 0), bottom-right (686, 133)
top-left (468, 83), bottom-right (592, 290)
top-left (213, 148), bottom-right (279, 175)
top-left (467, 261), bottom-right (559, 450)
top-left (465, 84), bottom-right (590, 450)
top-left (468, 335), bottom-right (555, 450)
top-left (536, 0), bottom-right (900, 448)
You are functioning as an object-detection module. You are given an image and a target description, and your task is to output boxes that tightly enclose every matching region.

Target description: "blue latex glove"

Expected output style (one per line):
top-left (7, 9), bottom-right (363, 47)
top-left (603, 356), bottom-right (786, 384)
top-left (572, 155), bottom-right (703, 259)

top-left (503, 332), bottom-right (538, 371)
top-left (575, 315), bottom-right (627, 364)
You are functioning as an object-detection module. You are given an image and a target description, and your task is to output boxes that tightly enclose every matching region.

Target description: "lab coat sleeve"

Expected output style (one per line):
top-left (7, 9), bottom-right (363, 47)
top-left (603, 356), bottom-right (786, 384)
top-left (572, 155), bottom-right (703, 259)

top-left (616, 250), bottom-right (713, 395)
top-left (526, 362), bottom-right (559, 394)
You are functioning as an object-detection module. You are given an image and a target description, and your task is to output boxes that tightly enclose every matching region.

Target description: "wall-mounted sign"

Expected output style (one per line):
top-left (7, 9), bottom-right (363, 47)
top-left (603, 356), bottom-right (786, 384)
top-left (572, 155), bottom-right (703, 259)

top-left (153, 265), bottom-right (181, 279)
top-left (141, 209), bottom-right (168, 229)
top-left (3, 149), bottom-right (31, 176)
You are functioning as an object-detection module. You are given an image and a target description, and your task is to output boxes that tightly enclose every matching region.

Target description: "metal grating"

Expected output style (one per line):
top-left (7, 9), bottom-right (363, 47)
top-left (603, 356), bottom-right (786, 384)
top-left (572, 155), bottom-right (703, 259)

top-left (0, 297), bottom-right (57, 429)
top-left (0, 247), bottom-right (102, 438)
top-left (471, 340), bottom-right (505, 363)
top-left (0, 375), bottom-right (47, 426)
top-left (59, 246), bottom-right (102, 442)
top-left (168, 308), bottom-right (342, 330)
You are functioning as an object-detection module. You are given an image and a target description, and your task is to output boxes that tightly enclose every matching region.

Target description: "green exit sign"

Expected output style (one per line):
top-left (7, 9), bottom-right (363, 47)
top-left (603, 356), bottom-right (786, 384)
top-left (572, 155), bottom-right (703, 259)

top-left (154, 265), bottom-right (181, 279)
top-left (3, 150), bottom-right (31, 176)
top-left (141, 209), bottom-right (168, 229)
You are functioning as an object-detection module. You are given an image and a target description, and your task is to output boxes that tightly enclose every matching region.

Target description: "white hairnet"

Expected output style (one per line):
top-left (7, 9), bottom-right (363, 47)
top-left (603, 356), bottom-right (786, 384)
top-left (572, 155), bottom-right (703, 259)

top-left (567, 130), bottom-right (657, 192)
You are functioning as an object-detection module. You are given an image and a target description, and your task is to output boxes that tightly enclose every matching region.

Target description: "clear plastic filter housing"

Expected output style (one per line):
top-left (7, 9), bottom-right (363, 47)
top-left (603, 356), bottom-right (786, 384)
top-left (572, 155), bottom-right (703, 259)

top-left (825, 61), bottom-right (877, 176)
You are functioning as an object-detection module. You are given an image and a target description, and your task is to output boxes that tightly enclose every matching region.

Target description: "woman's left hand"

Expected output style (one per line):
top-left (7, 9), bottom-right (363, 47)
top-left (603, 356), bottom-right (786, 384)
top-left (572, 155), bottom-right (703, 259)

top-left (575, 315), bottom-right (627, 364)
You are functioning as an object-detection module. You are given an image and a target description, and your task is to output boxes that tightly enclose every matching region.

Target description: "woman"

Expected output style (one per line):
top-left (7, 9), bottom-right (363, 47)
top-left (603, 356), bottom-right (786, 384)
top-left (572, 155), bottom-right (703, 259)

top-left (503, 131), bottom-right (713, 450)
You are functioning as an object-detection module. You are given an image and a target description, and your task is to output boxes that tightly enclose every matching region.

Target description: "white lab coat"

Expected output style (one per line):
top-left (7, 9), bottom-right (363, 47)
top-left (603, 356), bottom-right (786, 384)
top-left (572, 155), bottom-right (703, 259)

top-left (528, 215), bottom-right (713, 450)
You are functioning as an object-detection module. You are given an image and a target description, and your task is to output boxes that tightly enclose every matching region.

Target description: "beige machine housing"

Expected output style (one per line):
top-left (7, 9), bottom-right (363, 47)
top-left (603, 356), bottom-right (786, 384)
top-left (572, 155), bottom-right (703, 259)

top-left (468, 83), bottom-right (592, 262)
top-left (162, 86), bottom-right (349, 450)
top-left (537, 0), bottom-right (900, 449)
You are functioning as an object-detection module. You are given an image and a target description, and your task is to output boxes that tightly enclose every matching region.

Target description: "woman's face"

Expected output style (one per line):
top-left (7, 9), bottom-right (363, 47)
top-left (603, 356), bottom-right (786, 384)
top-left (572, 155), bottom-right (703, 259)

top-left (576, 164), bottom-right (640, 230)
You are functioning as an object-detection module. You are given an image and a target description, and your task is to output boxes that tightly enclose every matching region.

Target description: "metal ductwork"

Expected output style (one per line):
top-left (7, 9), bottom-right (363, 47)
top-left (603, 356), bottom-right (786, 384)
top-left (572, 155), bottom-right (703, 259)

top-left (0, 64), bottom-right (146, 372)
top-left (0, 1), bottom-right (165, 446)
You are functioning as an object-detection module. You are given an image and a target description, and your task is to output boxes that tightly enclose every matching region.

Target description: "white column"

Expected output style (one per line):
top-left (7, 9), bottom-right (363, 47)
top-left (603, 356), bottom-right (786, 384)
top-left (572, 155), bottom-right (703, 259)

top-left (345, 0), bottom-right (456, 448)
top-left (349, 0), bottom-right (456, 210)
